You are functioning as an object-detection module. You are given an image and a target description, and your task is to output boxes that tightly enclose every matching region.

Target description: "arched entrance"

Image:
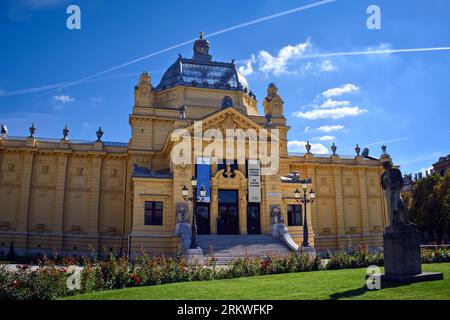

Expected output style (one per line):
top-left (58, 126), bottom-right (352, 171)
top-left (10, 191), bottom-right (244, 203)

top-left (210, 167), bottom-right (249, 235)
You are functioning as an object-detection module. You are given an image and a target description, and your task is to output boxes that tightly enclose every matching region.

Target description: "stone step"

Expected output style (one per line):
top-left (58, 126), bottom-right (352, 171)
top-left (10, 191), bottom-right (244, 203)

top-left (197, 235), bottom-right (293, 264)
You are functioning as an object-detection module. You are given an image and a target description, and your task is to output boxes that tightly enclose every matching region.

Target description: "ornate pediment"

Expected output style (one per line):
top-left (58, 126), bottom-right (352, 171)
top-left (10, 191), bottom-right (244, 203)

top-left (185, 107), bottom-right (264, 134)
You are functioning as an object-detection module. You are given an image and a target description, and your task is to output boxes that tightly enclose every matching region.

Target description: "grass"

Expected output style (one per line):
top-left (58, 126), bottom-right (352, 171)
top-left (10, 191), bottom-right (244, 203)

top-left (64, 263), bottom-right (450, 300)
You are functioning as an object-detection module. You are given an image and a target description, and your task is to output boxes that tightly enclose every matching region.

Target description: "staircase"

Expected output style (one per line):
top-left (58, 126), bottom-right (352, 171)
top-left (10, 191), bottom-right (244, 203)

top-left (197, 235), bottom-right (293, 265)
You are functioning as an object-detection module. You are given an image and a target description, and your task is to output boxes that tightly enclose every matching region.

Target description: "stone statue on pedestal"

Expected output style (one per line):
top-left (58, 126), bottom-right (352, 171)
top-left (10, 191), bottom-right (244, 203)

top-left (380, 160), bottom-right (411, 227)
top-left (378, 157), bottom-right (443, 284)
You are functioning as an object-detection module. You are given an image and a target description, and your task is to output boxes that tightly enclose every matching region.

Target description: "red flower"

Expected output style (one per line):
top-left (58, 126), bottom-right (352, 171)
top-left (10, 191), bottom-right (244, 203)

top-left (60, 267), bottom-right (68, 273)
top-left (128, 275), bottom-right (133, 279)
top-left (11, 280), bottom-right (19, 288)
top-left (16, 265), bottom-right (30, 270)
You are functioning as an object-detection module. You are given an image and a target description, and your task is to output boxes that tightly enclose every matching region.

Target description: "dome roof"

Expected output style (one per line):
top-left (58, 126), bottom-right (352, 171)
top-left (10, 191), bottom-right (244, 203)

top-left (156, 34), bottom-right (255, 99)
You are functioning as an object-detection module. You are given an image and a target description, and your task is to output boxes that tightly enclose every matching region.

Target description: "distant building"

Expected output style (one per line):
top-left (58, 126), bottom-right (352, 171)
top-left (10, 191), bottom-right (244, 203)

top-left (433, 154), bottom-right (450, 177)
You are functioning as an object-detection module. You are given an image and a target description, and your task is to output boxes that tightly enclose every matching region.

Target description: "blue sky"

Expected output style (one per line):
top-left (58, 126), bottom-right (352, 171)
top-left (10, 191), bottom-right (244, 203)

top-left (0, 0), bottom-right (449, 174)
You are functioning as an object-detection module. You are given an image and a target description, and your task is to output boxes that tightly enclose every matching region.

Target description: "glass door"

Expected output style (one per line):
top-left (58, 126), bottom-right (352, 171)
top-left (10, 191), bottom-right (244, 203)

top-left (247, 203), bottom-right (261, 234)
top-left (217, 190), bottom-right (239, 235)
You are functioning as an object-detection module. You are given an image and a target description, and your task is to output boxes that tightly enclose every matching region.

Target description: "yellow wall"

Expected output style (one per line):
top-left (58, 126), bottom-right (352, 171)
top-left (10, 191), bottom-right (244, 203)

top-left (0, 73), bottom-right (387, 257)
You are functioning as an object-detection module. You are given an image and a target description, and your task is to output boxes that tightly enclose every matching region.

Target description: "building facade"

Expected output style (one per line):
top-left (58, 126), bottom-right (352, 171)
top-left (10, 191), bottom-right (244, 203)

top-left (0, 35), bottom-right (388, 258)
top-left (433, 154), bottom-right (450, 177)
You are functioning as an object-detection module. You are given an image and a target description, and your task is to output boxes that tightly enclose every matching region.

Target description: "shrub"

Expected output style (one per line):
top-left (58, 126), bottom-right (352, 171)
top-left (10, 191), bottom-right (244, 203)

top-left (0, 247), bottom-right (449, 300)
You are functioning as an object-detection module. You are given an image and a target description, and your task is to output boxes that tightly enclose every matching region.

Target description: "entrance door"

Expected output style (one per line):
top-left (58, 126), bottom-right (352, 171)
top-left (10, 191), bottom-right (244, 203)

top-left (217, 190), bottom-right (239, 235)
top-left (196, 203), bottom-right (210, 235)
top-left (247, 203), bottom-right (261, 234)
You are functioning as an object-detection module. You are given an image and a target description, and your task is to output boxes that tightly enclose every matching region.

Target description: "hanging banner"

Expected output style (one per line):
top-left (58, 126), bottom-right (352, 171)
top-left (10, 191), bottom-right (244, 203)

top-left (196, 157), bottom-right (211, 203)
top-left (248, 159), bottom-right (261, 203)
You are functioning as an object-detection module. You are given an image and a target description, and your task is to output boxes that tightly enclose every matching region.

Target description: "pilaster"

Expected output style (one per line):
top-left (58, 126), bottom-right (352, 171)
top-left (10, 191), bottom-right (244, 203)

top-left (333, 167), bottom-right (346, 247)
top-left (88, 156), bottom-right (102, 237)
top-left (16, 151), bottom-right (35, 233)
top-left (51, 153), bottom-right (69, 250)
top-left (358, 168), bottom-right (370, 235)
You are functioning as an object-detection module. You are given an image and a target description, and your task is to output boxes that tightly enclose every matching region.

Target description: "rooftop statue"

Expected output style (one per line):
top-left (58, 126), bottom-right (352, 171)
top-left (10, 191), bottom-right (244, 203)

top-left (263, 83), bottom-right (284, 116)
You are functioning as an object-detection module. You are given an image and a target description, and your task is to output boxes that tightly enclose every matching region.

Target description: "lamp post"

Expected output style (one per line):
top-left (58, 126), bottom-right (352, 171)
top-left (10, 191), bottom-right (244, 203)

top-left (294, 183), bottom-right (315, 247)
top-left (182, 176), bottom-right (207, 249)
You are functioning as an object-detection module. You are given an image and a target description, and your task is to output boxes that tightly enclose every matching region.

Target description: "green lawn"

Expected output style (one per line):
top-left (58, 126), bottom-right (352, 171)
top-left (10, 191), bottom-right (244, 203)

top-left (64, 263), bottom-right (450, 300)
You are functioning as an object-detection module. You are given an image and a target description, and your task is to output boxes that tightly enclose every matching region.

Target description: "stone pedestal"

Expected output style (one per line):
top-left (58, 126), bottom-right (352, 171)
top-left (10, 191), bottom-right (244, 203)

top-left (271, 223), bottom-right (286, 237)
top-left (186, 248), bottom-right (204, 265)
top-left (175, 223), bottom-right (191, 253)
top-left (381, 224), bottom-right (443, 283)
top-left (298, 246), bottom-right (316, 256)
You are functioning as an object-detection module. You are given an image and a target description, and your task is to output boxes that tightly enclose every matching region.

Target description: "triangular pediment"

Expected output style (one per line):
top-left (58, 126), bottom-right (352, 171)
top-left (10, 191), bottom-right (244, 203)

top-left (160, 107), bottom-right (273, 157)
top-left (185, 107), bottom-right (264, 133)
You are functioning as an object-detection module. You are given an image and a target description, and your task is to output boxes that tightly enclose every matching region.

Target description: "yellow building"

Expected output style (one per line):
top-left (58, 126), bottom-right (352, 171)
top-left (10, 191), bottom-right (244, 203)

top-left (0, 34), bottom-right (388, 259)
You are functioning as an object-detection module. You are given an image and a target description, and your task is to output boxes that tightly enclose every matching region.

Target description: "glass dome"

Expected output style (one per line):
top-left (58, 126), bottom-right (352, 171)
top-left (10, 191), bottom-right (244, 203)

top-left (156, 34), bottom-right (255, 99)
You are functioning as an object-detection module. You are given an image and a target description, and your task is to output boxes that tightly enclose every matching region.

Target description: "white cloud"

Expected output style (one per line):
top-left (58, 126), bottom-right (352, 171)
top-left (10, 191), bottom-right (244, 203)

top-left (83, 122), bottom-right (93, 129)
top-left (316, 135), bottom-right (335, 142)
top-left (53, 94), bottom-right (74, 103)
top-left (322, 84), bottom-right (359, 98)
top-left (8, 0), bottom-right (72, 21)
top-left (319, 60), bottom-right (337, 72)
top-left (318, 99), bottom-right (350, 109)
top-left (238, 54), bottom-right (256, 76)
top-left (303, 126), bottom-right (310, 133)
top-left (288, 140), bottom-right (328, 155)
top-left (293, 106), bottom-right (367, 120)
top-left (257, 39), bottom-right (311, 76)
top-left (316, 125), bottom-right (345, 133)
top-left (238, 40), bottom-right (341, 76)
top-left (90, 97), bottom-right (103, 107)
top-left (0, 89), bottom-right (6, 96)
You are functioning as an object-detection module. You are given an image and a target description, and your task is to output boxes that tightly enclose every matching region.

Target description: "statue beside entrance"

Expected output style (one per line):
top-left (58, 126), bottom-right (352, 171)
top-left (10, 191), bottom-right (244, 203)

top-left (270, 205), bottom-right (284, 224)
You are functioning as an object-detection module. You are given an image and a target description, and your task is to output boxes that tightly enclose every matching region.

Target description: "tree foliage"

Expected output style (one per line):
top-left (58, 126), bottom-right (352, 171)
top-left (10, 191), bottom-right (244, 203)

top-left (406, 171), bottom-right (450, 243)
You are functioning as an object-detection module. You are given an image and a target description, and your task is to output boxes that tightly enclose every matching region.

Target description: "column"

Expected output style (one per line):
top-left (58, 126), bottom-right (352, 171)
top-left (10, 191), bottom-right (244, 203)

top-left (210, 184), bottom-right (218, 234)
top-left (333, 167), bottom-right (346, 247)
top-left (239, 184), bottom-right (247, 235)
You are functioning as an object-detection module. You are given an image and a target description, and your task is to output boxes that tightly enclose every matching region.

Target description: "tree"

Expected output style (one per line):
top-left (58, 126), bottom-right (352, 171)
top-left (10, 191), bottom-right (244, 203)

top-left (407, 172), bottom-right (450, 244)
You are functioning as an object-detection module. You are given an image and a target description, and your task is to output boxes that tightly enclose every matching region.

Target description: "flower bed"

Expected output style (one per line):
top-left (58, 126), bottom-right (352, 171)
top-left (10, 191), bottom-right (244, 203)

top-left (1, 246), bottom-right (449, 300)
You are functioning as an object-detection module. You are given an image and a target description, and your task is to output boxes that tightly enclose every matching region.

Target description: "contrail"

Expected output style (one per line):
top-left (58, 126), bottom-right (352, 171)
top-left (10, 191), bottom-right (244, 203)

top-left (339, 137), bottom-right (414, 152)
top-left (0, 72), bottom-right (151, 97)
top-left (51, 0), bottom-right (336, 92)
top-left (299, 47), bottom-right (450, 59)
top-left (362, 137), bottom-right (414, 148)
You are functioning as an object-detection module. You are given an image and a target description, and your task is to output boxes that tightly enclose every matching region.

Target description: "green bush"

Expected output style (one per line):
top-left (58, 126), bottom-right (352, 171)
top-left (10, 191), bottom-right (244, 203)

top-left (1, 246), bottom-right (449, 300)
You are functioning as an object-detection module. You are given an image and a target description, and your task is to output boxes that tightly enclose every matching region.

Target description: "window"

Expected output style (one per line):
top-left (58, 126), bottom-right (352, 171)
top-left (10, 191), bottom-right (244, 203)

top-left (144, 201), bottom-right (163, 225)
top-left (218, 159), bottom-right (238, 173)
top-left (287, 205), bottom-right (302, 226)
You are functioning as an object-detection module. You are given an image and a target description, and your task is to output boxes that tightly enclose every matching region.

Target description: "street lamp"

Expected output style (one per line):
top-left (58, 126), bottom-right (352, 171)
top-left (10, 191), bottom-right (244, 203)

top-left (199, 186), bottom-right (207, 200)
top-left (294, 182), bottom-right (315, 247)
top-left (182, 176), bottom-right (199, 249)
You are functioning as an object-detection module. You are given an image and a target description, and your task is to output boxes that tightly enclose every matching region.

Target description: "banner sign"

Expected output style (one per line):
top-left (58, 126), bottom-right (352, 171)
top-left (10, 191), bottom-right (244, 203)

top-left (196, 157), bottom-right (211, 203)
top-left (248, 159), bottom-right (261, 203)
